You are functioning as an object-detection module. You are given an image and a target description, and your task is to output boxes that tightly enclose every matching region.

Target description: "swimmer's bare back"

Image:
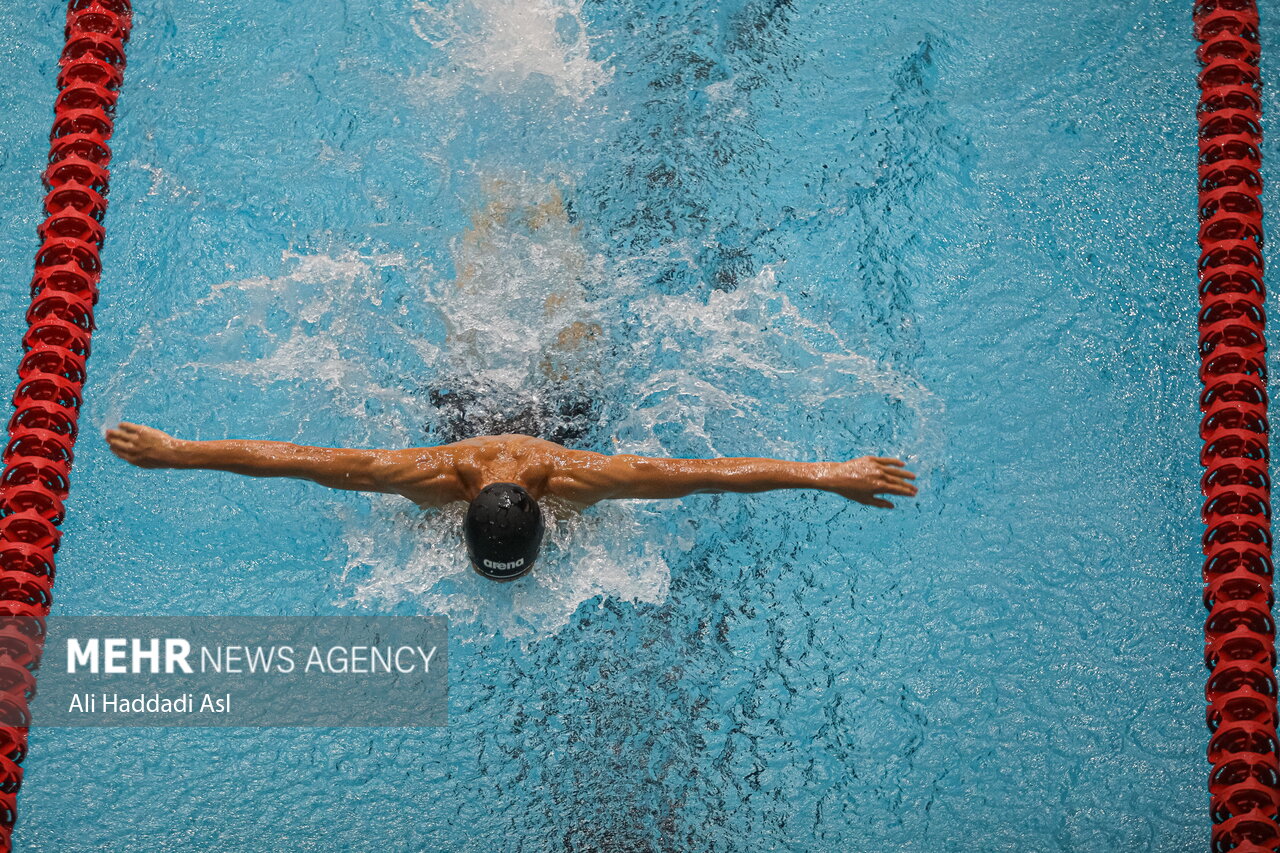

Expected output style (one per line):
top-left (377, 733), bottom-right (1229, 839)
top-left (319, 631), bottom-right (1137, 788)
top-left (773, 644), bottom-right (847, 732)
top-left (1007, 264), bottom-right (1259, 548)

top-left (104, 423), bottom-right (919, 509)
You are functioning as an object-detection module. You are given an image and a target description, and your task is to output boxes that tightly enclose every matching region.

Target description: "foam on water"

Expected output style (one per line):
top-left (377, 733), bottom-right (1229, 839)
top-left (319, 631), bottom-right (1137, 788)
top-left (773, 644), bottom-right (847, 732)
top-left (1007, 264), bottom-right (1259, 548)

top-left (96, 250), bottom-right (427, 444)
top-left (409, 0), bottom-right (610, 102)
top-left (610, 263), bottom-right (939, 462)
top-left (340, 497), bottom-right (670, 640)
top-left (429, 179), bottom-right (604, 391)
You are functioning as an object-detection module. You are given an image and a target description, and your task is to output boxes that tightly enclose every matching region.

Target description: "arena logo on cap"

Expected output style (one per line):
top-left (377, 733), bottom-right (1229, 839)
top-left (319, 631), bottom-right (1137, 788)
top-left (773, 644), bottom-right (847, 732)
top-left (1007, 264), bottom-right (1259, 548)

top-left (483, 557), bottom-right (525, 571)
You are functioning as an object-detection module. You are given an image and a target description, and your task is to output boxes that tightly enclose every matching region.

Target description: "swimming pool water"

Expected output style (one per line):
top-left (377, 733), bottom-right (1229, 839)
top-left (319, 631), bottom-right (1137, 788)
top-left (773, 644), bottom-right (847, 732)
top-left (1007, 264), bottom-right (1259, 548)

top-left (0, 0), bottom-right (1223, 849)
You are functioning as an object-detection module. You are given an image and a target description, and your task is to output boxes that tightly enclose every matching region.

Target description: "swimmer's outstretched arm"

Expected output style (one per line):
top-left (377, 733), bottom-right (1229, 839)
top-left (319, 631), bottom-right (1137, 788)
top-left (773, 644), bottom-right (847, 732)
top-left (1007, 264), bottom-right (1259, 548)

top-left (551, 451), bottom-right (918, 509)
top-left (105, 422), bottom-right (459, 505)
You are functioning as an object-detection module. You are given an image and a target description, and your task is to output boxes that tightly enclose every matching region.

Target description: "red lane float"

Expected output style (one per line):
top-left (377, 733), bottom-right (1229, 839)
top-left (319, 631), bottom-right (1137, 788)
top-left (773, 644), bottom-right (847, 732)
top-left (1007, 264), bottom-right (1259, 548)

top-left (1197, 1), bottom-right (1278, 851)
top-left (0, 2), bottom-right (129, 848)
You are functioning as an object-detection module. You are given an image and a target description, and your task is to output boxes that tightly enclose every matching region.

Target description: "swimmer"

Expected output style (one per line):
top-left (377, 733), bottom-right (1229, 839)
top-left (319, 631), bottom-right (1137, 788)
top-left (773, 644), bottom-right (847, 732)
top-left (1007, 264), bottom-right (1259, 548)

top-left (105, 423), bottom-right (919, 581)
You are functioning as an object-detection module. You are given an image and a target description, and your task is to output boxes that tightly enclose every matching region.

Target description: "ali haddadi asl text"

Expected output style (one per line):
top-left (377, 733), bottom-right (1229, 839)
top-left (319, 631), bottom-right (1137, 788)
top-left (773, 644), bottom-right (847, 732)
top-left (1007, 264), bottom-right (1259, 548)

top-left (67, 692), bottom-right (230, 714)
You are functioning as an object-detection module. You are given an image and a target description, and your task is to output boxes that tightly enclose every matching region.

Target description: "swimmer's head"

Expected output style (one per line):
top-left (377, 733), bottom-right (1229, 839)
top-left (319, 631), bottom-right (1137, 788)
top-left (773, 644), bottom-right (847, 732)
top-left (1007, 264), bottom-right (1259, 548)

top-left (463, 483), bottom-right (544, 581)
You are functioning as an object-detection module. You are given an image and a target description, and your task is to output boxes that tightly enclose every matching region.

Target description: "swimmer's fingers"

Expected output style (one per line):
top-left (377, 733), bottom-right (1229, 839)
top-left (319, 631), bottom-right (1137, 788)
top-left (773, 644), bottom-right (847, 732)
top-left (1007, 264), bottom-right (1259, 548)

top-left (864, 497), bottom-right (894, 509)
top-left (105, 434), bottom-right (140, 462)
top-left (865, 457), bottom-right (917, 477)
top-left (106, 422), bottom-right (155, 447)
top-left (106, 423), bottom-right (145, 444)
top-left (104, 427), bottom-right (133, 449)
top-left (880, 471), bottom-right (917, 489)
top-left (874, 458), bottom-right (917, 480)
top-left (111, 422), bottom-right (172, 439)
top-left (878, 479), bottom-right (918, 498)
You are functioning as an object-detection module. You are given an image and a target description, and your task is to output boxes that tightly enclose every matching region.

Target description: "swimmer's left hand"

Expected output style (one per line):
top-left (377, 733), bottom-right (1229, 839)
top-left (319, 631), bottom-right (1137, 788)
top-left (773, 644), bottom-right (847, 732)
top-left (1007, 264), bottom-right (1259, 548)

top-left (830, 456), bottom-right (918, 508)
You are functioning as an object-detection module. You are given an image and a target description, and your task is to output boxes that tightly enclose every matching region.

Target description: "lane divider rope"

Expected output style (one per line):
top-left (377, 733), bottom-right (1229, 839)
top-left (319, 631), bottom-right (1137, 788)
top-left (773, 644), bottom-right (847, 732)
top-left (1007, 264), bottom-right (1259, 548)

top-left (1196, 2), bottom-right (1279, 851)
top-left (0, 2), bottom-right (130, 848)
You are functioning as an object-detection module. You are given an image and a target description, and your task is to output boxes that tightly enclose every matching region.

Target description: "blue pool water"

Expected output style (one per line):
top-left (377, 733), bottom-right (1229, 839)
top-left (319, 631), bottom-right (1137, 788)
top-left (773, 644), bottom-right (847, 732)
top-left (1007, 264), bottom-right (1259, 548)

top-left (0, 0), bottom-right (1224, 849)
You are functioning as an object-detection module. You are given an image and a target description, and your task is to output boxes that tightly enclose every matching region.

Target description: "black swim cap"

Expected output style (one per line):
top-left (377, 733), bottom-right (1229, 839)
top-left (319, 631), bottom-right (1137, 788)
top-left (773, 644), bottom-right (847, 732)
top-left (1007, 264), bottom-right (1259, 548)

top-left (463, 483), bottom-right (544, 580)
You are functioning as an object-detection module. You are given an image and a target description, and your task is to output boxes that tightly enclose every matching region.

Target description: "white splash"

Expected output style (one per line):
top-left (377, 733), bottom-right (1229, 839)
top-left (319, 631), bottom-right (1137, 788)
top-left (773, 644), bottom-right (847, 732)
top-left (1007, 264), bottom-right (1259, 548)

top-left (410, 0), bottom-right (610, 102)
top-left (128, 159), bottom-right (198, 199)
top-left (428, 179), bottom-right (605, 385)
top-left (95, 249), bottom-right (428, 444)
top-left (341, 497), bottom-right (670, 641)
top-left (608, 263), bottom-right (939, 462)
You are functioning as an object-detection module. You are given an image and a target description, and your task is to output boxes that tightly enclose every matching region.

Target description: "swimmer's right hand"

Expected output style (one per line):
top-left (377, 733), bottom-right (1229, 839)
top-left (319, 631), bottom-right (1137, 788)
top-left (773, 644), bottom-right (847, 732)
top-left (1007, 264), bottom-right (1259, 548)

top-left (105, 422), bottom-right (182, 469)
top-left (830, 456), bottom-right (919, 509)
